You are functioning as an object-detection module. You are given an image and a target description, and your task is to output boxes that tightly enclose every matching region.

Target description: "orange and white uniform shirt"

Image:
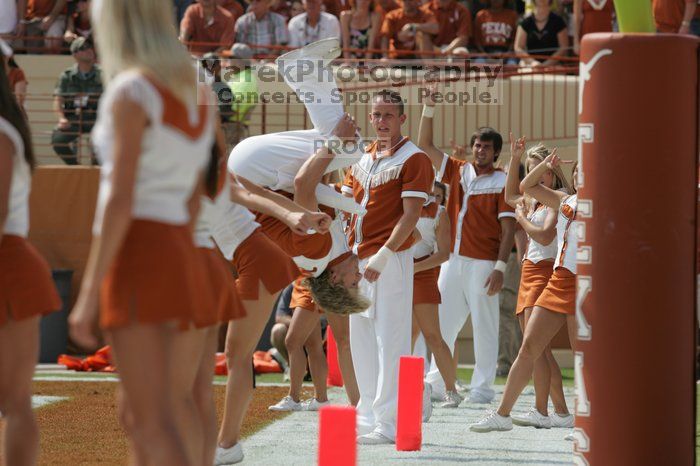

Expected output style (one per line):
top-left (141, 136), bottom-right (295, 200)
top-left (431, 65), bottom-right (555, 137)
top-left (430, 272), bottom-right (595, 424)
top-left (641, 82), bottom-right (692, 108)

top-left (254, 194), bottom-right (351, 313)
top-left (413, 199), bottom-right (442, 260)
top-left (1, 116), bottom-right (30, 238)
top-left (210, 196), bottom-right (260, 261)
top-left (255, 198), bottom-right (350, 278)
top-left (580, 0), bottom-right (614, 36)
top-left (342, 137), bottom-right (434, 259)
top-left (92, 71), bottom-right (214, 232)
top-left (341, 137), bottom-right (433, 440)
top-left (554, 194), bottom-right (578, 274)
top-left (437, 153), bottom-right (515, 259)
top-left (91, 70), bottom-right (215, 329)
top-left (524, 204), bottom-right (558, 263)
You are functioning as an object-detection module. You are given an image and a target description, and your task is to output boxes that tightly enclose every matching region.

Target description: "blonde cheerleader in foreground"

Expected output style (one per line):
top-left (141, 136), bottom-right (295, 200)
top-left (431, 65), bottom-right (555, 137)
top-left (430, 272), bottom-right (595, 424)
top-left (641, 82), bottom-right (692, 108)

top-left (69, 1), bottom-right (220, 464)
top-left (470, 149), bottom-right (577, 433)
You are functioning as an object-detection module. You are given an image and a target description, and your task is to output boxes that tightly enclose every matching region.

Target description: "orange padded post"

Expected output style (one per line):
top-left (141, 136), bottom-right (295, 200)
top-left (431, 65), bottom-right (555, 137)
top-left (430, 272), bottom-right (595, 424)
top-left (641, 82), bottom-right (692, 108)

top-left (575, 33), bottom-right (698, 465)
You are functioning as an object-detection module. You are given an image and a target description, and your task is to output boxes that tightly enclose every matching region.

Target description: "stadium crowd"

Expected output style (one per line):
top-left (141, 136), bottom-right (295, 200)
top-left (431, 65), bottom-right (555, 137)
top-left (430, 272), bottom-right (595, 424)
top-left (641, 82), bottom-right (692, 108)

top-left (2, 0), bottom-right (698, 163)
top-left (1, 0), bottom-right (698, 60)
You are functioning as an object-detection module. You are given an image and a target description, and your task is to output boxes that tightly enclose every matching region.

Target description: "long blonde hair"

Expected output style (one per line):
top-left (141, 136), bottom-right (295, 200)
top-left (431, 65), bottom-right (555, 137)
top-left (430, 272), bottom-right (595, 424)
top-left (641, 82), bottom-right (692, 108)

top-left (91, 0), bottom-right (196, 104)
top-left (525, 143), bottom-right (571, 193)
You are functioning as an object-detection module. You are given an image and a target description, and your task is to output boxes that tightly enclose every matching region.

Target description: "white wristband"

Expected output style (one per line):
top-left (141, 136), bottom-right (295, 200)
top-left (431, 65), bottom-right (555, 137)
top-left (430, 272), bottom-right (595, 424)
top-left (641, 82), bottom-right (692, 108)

top-left (494, 260), bottom-right (507, 273)
top-left (366, 246), bottom-right (393, 274)
top-left (422, 105), bottom-right (435, 118)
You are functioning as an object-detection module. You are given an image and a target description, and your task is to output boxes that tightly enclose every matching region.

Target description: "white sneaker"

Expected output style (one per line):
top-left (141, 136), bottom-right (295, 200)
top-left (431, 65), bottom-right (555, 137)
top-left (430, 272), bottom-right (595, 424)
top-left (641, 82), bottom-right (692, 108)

top-left (469, 410), bottom-right (513, 433)
top-left (439, 390), bottom-right (464, 408)
top-left (276, 38), bottom-right (341, 65)
top-left (455, 379), bottom-right (470, 394)
top-left (268, 396), bottom-right (301, 412)
top-left (299, 37), bottom-right (341, 60)
top-left (215, 443), bottom-right (244, 465)
top-left (550, 413), bottom-right (574, 428)
top-left (467, 391), bottom-right (493, 404)
top-left (301, 398), bottom-right (330, 411)
top-left (512, 408), bottom-right (552, 429)
top-left (357, 431), bottom-right (394, 445)
top-left (422, 382), bottom-right (433, 422)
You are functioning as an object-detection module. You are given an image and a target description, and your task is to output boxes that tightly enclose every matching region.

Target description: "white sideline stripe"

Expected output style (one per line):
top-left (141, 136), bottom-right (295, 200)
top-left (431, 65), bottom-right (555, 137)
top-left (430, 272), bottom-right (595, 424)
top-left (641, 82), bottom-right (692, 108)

top-left (32, 376), bottom-right (309, 388)
top-left (32, 395), bottom-right (68, 409)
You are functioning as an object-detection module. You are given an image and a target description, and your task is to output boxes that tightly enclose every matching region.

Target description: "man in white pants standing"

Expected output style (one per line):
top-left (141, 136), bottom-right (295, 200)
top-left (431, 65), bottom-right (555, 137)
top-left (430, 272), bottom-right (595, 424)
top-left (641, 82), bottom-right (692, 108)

top-left (342, 90), bottom-right (433, 444)
top-left (417, 86), bottom-right (516, 404)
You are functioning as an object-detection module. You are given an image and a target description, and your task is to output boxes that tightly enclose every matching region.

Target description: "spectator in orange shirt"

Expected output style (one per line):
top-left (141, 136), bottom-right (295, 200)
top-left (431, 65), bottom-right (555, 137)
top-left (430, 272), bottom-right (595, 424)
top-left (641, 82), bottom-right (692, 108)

top-left (653, 0), bottom-right (696, 34)
top-left (218, 0), bottom-right (245, 22)
top-left (323, 0), bottom-right (352, 17)
top-left (370, 0), bottom-right (401, 52)
top-left (380, 0), bottom-right (438, 59)
top-left (572, 0), bottom-right (614, 55)
top-left (473, 0), bottom-right (518, 63)
top-left (421, 0), bottom-right (472, 56)
top-left (17, 0), bottom-right (67, 53)
top-left (375, 0), bottom-right (401, 21)
top-left (341, 0), bottom-right (381, 60)
top-left (63, 0), bottom-right (91, 45)
top-left (180, 0), bottom-right (236, 54)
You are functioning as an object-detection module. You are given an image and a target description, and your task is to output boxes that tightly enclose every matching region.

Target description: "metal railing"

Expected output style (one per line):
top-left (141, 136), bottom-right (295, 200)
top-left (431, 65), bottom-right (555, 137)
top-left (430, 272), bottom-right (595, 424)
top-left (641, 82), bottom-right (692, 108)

top-left (18, 61), bottom-right (579, 164)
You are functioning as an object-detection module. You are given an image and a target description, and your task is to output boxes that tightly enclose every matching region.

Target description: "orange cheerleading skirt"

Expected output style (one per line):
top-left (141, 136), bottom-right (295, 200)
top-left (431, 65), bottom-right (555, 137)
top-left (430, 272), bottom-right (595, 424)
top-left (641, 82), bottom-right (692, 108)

top-left (534, 267), bottom-right (576, 315)
top-left (100, 220), bottom-right (213, 330)
top-left (290, 276), bottom-right (319, 313)
top-left (197, 247), bottom-right (247, 326)
top-left (232, 228), bottom-right (299, 301)
top-left (0, 235), bottom-right (61, 327)
top-left (413, 260), bottom-right (441, 305)
top-left (516, 259), bottom-right (555, 315)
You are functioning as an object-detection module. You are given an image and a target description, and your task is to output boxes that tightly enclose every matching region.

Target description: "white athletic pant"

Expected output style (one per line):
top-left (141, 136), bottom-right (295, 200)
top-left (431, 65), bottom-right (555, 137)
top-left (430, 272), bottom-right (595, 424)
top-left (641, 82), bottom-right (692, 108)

top-left (350, 249), bottom-right (413, 440)
top-left (227, 56), bottom-right (361, 210)
top-left (425, 254), bottom-right (500, 401)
